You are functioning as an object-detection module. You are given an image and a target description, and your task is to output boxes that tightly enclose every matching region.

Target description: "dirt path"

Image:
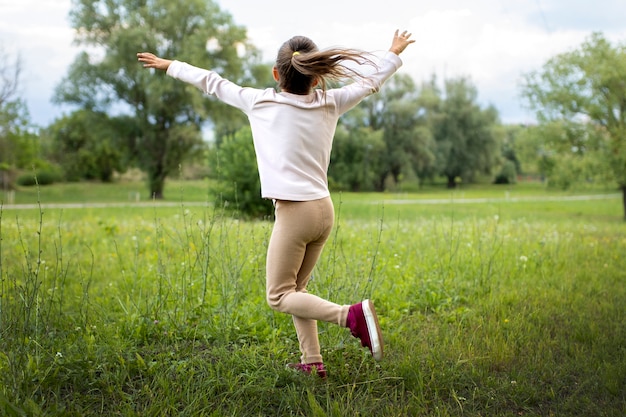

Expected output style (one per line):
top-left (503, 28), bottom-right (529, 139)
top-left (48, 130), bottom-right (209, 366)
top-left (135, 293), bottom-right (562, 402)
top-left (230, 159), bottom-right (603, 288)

top-left (1, 194), bottom-right (620, 210)
top-left (378, 193), bottom-right (620, 205)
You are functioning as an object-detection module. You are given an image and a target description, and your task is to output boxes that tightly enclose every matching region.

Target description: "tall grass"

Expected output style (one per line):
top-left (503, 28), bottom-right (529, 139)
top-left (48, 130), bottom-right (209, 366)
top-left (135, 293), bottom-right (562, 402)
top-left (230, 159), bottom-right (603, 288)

top-left (0, 185), bottom-right (625, 416)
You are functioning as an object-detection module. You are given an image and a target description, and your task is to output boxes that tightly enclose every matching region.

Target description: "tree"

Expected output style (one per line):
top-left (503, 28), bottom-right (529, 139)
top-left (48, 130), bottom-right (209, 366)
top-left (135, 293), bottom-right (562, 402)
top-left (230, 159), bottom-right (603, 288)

top-left (382, 99), bottom-right (436, 188)
top-left (510, 124), bottom-right (554, 180)
top-left (430, 77), bottom-right (501, 188)
top-left (343, 73), bottom-right (435, 190)
top-left (493, 124), bottom-right (522, 184)
top-left (45, 110), bottom-right (125, 182)
top-left (329, 125), bottom-right (385, 191)
top-left (522, 32), bottom-right (626, 219)
top-left (515, 121), bottom-right (608, 189)
top-left (0, 101), bottom-right (34, 181)
top-left (54, 0), bottom-right (257, 199)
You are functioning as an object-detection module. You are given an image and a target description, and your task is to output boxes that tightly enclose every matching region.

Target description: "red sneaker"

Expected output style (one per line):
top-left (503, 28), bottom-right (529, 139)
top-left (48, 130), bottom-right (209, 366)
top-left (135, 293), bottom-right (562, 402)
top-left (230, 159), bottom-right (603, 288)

top-left (347, 300), bottom-right (384, 361)
top-left (287, 362), bottom-right (327, 379)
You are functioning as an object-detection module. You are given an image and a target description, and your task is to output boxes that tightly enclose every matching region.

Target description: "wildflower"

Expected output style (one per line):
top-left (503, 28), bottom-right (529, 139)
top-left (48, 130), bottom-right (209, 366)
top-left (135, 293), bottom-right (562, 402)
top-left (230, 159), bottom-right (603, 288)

top-left (519, 255), bottom-right (528, 262)
top-left (56, 352), bottom-right (63, 358)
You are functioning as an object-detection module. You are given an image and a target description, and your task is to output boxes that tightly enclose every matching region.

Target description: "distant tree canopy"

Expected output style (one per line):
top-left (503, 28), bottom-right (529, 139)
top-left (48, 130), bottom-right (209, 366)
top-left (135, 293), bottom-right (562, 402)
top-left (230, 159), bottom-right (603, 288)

top-left (333, 74), bottom-right (497, 192)
top-left (54, 0), bottom-right (259, 199)
top-left (341, 73), bottom-right (436, 190)
top-left (522, 32), bottom-right (626, 219)
top-left (329, 125), bottom-right (385, 192)
top-left (40, 0), bottom-right (508, 212)
top-left (37, 2), bottom-right (624, 219)
top-left (428, 77), bottom-right (501, 188)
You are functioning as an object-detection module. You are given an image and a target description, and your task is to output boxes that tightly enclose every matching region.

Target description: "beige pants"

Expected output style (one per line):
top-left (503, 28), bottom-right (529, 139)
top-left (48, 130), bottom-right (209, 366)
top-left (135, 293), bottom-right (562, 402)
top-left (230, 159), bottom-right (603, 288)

top-left (266, 197), bottom-right (350, 364)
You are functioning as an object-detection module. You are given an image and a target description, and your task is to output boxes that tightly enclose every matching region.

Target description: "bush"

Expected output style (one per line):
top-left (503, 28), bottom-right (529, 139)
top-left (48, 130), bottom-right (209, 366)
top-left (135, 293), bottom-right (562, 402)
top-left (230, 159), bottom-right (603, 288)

top-left (494, 160), bottom-right (517, 185)
top-left (210, 126), bottom-right (273, 219)
top-left (16, 170), bottom-right (60, 186)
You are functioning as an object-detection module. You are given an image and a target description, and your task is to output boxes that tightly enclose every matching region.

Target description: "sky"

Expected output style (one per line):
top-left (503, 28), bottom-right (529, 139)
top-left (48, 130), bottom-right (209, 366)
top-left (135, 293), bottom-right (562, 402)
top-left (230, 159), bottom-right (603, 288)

top-left (1, 0), bottom-right (626, 128)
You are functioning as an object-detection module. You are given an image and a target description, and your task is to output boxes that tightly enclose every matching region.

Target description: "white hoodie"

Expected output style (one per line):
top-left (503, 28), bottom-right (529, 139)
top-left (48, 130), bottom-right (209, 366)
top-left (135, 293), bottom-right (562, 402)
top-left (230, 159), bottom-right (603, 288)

top-left (166, 51), bottom-right (402, 201)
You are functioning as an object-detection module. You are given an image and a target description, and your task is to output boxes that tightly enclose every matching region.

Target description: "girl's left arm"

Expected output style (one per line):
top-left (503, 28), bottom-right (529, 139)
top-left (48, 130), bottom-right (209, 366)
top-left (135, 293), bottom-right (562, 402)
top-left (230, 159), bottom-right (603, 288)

top-left (137, 52), bottom-right (256, 112)
top-left (137, 52), bottom-right (172, 71)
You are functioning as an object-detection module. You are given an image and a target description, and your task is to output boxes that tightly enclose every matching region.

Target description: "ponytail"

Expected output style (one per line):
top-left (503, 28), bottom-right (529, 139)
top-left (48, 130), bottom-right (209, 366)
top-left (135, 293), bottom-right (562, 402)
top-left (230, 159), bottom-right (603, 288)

top-left (276, 36), bottom-right (377, 94)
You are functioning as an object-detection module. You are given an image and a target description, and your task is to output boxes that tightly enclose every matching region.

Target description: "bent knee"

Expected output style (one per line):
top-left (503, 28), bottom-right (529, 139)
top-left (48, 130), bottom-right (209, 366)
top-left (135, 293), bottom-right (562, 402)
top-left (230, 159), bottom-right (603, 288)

top-left (266, 290), bottom-right (296, 312)
top-left (266, 293), bottom-right (283, 311)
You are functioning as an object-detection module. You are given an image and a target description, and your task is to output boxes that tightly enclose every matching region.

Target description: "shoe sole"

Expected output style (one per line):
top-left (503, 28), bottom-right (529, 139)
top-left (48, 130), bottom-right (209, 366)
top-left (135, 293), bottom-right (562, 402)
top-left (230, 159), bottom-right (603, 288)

top-left (362, 299), bottom-right (384, 361)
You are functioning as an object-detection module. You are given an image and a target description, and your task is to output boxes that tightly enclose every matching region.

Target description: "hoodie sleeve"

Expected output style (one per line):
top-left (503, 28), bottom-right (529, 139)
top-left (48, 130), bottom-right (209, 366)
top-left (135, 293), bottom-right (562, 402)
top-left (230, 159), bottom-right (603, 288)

top-left (331, 52), bottom-right (403, 115)
top-left (166, 61), bottom-right (258, 113)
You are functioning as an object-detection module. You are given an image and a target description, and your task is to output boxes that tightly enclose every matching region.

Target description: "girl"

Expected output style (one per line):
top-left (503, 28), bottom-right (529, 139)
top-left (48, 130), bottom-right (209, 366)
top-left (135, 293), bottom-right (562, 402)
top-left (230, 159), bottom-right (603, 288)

top-left (138, 29), bottom-right (414, 378)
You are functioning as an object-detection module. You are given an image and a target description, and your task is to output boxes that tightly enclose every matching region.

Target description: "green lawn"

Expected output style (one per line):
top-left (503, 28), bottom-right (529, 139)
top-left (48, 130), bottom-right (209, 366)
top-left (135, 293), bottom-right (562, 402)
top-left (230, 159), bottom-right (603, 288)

top-left (1, 181), bottom-right (624, 416)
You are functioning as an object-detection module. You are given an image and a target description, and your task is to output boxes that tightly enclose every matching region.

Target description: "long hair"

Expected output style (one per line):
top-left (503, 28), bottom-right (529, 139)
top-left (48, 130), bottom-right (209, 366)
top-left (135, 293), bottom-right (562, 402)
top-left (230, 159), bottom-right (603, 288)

top-left (275, 36), bottom-right (377, 95)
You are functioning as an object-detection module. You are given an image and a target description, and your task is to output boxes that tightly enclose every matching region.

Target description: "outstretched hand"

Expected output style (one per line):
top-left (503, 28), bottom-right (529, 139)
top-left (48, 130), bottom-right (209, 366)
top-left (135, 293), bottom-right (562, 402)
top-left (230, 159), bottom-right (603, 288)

top-left (137, 52), bottom-right (173, 71)
top-left (389, 30), bottom-right (415, 55)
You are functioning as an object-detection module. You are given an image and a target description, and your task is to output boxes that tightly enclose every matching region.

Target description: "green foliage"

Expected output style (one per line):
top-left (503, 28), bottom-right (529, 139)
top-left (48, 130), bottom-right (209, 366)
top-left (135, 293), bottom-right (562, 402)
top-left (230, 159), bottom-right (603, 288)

top-left (210, 126), bottom-right (273, 218)
top-left (522, 32), bottom-right (626, 217)
top-left (0, 45), bottom-right (33, 171)
top-left (430, 77), bottom-right (501, 188)
top-left (511, 125), bottom-right (546, 177)
top-left (329, 125), bottom-right (386, 191)
top-left (494, 160), bottom-right (517, 184)
top-left (344, 73), bottom-right (436, 189)
top-left (15, 169), bottom-right (61, 186)
top-left (498, 124), bottom-right (522, 174)
top-left (55, 0), bottom-right (258, 198)
top-left (337, 74), bottom-right (501, 191)
top-left (383, 97), bottom-right (436, 186)
top-left (0, 101), bottom-right (36, 163)
top-left (0, 46), bottom-right (44, 190)
top-left (44, 110), bottom-right (125, 182)
top-left (515, 119), bottom-right (613, 190)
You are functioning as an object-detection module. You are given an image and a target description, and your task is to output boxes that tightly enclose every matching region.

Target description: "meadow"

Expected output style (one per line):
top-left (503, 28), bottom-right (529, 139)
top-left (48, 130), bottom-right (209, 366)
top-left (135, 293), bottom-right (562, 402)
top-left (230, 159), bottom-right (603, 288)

top-left (1, 181), bottom-right (625, 416)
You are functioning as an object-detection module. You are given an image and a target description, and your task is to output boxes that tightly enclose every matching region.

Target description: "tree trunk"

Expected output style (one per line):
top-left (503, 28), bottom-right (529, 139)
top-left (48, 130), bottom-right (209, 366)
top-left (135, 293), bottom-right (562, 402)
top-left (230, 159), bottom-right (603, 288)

top-left (446, 175), bottom-right (457, 189)
top-left (149, 173), bottom-right (166, 200)
top-left (375, 172), bottom-right (387, 192)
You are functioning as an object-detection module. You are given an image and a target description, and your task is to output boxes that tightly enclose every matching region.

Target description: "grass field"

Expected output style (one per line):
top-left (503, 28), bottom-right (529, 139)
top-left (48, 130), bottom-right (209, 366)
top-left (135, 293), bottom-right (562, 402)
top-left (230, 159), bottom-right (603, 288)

top-left (1, 181), bottom-right (625, 416)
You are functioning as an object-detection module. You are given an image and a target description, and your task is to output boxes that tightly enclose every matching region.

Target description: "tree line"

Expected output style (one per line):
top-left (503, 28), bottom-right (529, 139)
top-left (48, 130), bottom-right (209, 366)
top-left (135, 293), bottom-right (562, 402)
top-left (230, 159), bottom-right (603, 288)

top-left (1, 0), bottom-right (625, 219)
